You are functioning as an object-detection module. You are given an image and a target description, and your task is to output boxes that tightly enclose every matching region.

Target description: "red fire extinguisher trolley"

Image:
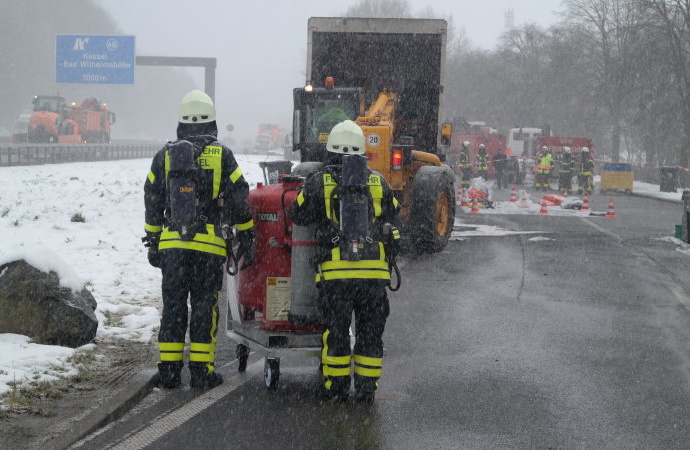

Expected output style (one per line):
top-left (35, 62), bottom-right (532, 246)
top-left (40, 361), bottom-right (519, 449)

top-left (226, 162), bottom-right (328, 390)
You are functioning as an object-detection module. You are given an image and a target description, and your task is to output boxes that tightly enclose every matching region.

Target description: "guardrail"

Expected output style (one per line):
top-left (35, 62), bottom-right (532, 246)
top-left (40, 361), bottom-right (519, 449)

top-left (0, 144), bottom-right (161, 167)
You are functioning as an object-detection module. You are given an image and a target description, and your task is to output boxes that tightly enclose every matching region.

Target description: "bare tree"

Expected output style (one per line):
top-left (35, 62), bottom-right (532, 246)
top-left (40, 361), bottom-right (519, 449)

top-left (564, 0), bottom-right (645, 162)
top-left (643, 0), bottom-right (690, 168)
top-left (345, 0), bottom-right (411, 18)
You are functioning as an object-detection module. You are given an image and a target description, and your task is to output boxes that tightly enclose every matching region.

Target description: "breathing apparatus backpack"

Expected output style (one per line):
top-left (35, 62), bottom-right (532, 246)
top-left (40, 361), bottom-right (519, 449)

top-left (166, 139), bottom-right (203, 240)
top-left (336, 154), bottom-right (373, 261)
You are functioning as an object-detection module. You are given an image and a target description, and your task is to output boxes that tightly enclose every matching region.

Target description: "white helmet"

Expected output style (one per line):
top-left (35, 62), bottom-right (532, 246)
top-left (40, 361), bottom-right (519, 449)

top-left (326, 120), bottom-right (365, 155)
top-left (564, 146), bottom-right (571, 153)
top-left (462, 141), bottom-right (470, 148)
top-left (541, 145), bottom-right (548, 151)
top-left (478, 144), bottom-right (486, 150)
top-left (581, 147), bottom-right (589, 153)
top-left (178, 90), bottom-right (216, 124)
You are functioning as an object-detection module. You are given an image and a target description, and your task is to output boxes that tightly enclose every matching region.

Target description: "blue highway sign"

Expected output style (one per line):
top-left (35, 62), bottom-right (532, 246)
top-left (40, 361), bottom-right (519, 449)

top-left (56, 35), bottom-right (135, 84)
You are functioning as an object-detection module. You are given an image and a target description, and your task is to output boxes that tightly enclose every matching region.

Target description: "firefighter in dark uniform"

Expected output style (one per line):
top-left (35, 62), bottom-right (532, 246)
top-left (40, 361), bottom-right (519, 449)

top-left (476, 144), bottom-right (489, 180)
top-left (492, 148), bottom-right (508, 189)
top-left (289, 120), bottom-right (401, 403)
top-left (143, 90), bottom-right (256, 389)
top-left (558, 146), bottom-right (574, 194)
top-left (458, 140), bottom-right (472, 189)
top-left (578, 146), bottom-right (594, 194)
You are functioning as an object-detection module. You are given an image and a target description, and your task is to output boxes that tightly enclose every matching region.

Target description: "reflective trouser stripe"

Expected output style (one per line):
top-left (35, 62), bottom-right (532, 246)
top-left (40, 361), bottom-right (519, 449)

top-left (159, 342), bottom-right (184, 362)
top-left (190, 342), bottom-right (215, 363)
top-left (321, 330), bottom-right (352, 381)
top-left (354, 354), bottom-right (382, 378)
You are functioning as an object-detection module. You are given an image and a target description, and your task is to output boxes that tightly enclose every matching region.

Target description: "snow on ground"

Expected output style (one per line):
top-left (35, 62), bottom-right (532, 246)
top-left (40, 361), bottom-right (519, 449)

top-left (0, 159), bottom-right (685, 396)
top-left (0, 153), bottom-right (285, 396)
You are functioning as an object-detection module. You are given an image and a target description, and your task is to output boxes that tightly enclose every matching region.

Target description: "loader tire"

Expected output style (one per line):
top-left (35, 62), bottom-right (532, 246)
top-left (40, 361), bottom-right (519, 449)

top-left (409, 167), bottom-right (455, 253)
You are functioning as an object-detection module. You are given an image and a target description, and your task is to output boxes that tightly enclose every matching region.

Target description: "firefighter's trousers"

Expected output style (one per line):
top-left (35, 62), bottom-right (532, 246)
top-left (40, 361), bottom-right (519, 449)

top-left (578, 174), bottom-right (593, 193)
top-left (559, 171), bottom-right (572, 192)
top-left (159, 249), bottom-right (224, 375)
top-left (460, 168), bottom-right (472, 188)
top-left (319, 279), bottom-right (390, 394)
top-left (536, 170), bottom-right (551, 190)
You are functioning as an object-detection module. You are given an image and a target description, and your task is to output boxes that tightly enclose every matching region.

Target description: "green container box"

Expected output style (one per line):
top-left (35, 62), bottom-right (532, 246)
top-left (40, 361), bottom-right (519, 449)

top-left (676, 224), bottom-right (683, 240)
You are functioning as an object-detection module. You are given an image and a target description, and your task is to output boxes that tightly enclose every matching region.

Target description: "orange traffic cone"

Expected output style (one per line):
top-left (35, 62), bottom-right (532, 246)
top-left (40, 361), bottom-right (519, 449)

top-left (509, 185), bottom-right (517, 203)
top-left (470, 199), bottom-right (481, 214)
top-left (539, 197), bottom-right (549, 215)
top-left (456, 185), bottom-right (463, 206)
top-left (605, 196), bottom-right (618, 218)
top-left (518, 190), bottom-right (531, 208)
top-left (581, 192), bottom-right (590, 211)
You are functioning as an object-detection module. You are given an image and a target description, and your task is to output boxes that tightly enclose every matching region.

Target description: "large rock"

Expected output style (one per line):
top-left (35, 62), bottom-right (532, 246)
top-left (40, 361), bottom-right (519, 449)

top-left (0, 260), bottom-right (98, 348)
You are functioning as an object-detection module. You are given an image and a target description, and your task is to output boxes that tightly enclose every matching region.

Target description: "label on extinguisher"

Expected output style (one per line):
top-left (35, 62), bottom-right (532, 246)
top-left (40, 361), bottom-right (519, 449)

top-left (257, 212), bottom-right (278, 222)
top-left (266, 277), bottom-right (291, 321)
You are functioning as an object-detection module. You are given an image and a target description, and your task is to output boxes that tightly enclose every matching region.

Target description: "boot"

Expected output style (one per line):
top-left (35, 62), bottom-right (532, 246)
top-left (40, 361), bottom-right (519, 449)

top-left (189, 363), bottom-right (223, 389)
top-left (158, 362), bottom-right (183, 389)
top-left (354, 377), bottom-right (377, 404)
top-left (317, 376), bottom-right (350, 403)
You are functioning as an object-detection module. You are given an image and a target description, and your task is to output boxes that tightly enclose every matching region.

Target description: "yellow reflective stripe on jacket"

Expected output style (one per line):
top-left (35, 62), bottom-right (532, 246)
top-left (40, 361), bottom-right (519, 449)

top-left (317, 243), bottom-right (390, 282)
top-left (159, 224), bottom-right (227, 257)
top-left (229, 166), bottom-right (243, 183)
top-left (145, 223), bottom-right (162, 233)
top-left (368, 174), bottom-right (383, 217)
top-left (235, 219), bottom-right (254, 231)
top-left (323, 173), bottom-right (338, 222)
top-left (323, 172), bottom-right (385, 221)
top-left (296, 191), bottom-right (305, 206)
top-left (354, 354), bottom-right (383, 378)
top-left (159, 342), bottom-right (184, 362)
top-left (147, 171), bottom-right (155, 184)
top-left (199, 146), bottom-right (222, 198)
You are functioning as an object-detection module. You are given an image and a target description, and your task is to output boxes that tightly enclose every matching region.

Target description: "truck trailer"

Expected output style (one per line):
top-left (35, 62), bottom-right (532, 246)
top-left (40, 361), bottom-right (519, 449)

top-left (291, 17), bottom-right (455, 252)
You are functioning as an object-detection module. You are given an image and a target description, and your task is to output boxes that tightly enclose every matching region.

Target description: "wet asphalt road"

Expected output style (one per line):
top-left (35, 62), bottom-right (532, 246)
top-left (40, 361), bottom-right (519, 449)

top-left (75, 191), bottom-right (690, 449)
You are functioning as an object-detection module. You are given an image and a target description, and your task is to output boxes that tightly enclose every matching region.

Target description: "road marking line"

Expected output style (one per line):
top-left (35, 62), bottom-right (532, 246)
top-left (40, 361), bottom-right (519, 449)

top-left (108, 359), bottom-right (262, 450)
top-left (667, 278), bottom-right (690, 311)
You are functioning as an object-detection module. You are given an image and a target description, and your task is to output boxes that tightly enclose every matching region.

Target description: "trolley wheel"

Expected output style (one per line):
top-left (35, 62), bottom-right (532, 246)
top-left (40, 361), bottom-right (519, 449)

top-left (236, 344), bottom-right (249, 372)
top-left (264, 358), bottom-right (280, 390)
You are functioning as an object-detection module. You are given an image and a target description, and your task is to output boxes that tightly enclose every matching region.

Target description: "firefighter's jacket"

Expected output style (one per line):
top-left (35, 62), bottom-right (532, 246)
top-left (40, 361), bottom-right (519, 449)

top-left (579, 156), bottom-right (594, 175)
top-left (477, 152), bottom-right (489, 171)
top-left (538, 153), bottom-right (553, 173)
top-left (559, 154), bottom-right (573, 173)
top-left (289, 165), bottom-right (401, 283)
top-left (144, 135), bottom-right (254, 257)
top-left (458, 150), bottom-right (470, 169)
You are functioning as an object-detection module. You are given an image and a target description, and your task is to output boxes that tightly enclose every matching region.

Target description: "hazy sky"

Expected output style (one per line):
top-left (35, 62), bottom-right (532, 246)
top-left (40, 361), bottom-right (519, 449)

top-left (96, 0), bottom-right (563, 144)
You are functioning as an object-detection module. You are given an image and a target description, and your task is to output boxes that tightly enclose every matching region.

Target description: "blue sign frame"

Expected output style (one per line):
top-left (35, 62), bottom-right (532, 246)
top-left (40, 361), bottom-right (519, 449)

top-left (56, 35), bottom-right (135, 84)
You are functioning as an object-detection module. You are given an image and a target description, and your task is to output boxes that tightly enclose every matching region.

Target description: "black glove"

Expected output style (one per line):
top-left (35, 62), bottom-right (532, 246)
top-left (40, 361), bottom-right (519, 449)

top-left (143, 232), bottom-right (162, 268)
top-left (236, 228), bottom-right (256, 270)
top-left (148, 246), bottom-right (162, 268)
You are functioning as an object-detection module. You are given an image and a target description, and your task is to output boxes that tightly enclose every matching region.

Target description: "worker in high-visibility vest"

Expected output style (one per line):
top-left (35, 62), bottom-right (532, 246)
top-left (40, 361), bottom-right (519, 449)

top-left (578, 147), bottom-right (594, 194)
top-left (536, 146), bottom-right (553, 191)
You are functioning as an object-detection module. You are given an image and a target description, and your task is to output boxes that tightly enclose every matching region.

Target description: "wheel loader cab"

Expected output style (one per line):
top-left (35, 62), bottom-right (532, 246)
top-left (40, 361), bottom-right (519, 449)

top-left (292, 86), bottom-right (364, 163)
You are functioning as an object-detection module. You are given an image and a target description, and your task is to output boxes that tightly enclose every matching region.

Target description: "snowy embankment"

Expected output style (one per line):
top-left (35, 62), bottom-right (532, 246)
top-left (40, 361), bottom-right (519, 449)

top-left (0, 153), bottom-right (281, 395)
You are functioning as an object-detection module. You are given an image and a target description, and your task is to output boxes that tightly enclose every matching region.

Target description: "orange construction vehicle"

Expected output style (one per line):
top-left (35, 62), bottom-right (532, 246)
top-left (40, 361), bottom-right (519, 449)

top-left (27, 95), bottom-right (116, 144)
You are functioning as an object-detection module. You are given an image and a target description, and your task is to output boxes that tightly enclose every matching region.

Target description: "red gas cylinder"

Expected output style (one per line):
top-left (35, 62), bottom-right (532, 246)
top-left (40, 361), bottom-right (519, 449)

top-left (236, 175), bottom-right (317, 331)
